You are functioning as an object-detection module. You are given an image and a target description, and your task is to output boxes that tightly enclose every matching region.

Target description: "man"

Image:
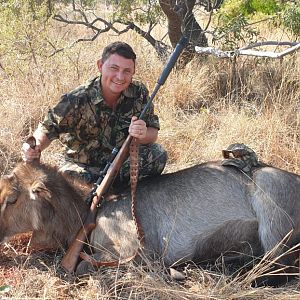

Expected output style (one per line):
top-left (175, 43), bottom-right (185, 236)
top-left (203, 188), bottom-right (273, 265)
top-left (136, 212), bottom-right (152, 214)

top-left (22, 41), bottom-right (167, 187)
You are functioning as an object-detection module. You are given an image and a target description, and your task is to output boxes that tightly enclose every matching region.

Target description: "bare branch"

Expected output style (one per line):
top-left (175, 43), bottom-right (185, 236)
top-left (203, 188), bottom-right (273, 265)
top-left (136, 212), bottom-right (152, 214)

top-left (50, 13), bottom-right (134, 57)
top-left (51, 10), bottom-right (169, 60)
top-left (50, 2), bottom-right (174, 61)
top-left (121, 21), bottom-right (171, 58)
top-left (72, 0), bottom-right (89, 23)
top-left (53, 14), bottom-right (114, 33)
top-left (49, 30), bottom-right (103, 57)
top-left (239, 41), bottom-right (300, 58)
top-left (240, 41), bottom-right (299, 50)
top-left (195, 41), bottom-right (300, 58)
top-left (203, 6), bottom-right (214, 31)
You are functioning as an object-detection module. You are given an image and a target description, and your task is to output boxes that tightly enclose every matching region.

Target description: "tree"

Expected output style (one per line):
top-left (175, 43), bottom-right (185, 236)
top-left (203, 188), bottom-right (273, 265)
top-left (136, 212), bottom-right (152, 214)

top-left (52, 0), bottom-right (217, 64)
top-left (4, 0), bottom-right (297, 66)
top-left (158, 0), bottom-right (208, 63)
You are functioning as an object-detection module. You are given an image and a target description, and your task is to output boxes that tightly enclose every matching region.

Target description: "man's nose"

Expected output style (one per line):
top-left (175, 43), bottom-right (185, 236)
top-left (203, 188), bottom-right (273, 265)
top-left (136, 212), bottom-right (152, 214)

top-left (116, 70), bottom-right (125, 80)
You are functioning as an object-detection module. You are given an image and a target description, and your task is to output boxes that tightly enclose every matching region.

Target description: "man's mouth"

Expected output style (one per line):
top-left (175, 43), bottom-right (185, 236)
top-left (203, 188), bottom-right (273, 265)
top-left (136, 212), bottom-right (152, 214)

top-left (112, 81), bottom-right (124, 86)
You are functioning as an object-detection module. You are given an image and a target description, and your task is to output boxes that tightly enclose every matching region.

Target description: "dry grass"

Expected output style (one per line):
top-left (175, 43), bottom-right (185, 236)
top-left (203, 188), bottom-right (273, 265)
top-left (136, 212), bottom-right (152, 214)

top-left (2, 235), bottom-right (300, 299)
top-left (0, 11), bottom-right (300, 299)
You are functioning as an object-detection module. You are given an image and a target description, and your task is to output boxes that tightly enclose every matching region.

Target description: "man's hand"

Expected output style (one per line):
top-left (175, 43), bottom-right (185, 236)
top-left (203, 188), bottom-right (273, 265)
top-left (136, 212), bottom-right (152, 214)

top-left (129, 116), bottom-right (147, 140)
top-left (21, 142), bottom-right (41, 163)
top-left (21, 129), bottom-right (51, 162)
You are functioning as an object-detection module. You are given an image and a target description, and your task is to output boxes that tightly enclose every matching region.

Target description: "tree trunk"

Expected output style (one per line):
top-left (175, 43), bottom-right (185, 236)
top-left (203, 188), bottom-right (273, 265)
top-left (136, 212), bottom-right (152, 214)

top-left (159, 0), bottom-right (208, 66)
top-left (159, 0), bottom-right (183, 48)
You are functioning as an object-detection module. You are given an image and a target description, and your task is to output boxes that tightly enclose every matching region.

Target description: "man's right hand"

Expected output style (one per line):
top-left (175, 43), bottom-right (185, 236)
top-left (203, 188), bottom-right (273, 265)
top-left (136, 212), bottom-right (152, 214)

top-left (21, 142), bottom-right (41, 162)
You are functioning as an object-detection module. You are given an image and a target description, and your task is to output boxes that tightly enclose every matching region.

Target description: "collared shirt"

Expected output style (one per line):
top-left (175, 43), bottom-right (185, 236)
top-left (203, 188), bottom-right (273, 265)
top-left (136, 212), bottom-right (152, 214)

top-left (39, 76), bottom-right (160, 166)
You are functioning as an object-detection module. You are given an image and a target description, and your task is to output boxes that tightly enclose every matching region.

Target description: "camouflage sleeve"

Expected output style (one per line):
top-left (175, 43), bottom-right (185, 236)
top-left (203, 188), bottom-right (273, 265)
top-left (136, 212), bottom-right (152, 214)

top-left (39, 94), bottom-right (81, 141)
top-left (137, 83), bottom-right (160, 130)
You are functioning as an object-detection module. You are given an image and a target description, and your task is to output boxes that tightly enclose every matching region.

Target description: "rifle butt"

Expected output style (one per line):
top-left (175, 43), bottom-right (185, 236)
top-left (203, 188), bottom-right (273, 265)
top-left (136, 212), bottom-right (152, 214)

top-left (60, 223), bottom-right (96, 273)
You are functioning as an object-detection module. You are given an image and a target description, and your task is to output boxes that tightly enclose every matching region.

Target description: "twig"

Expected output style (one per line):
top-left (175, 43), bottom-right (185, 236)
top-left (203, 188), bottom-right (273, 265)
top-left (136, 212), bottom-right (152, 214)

top-left (195, 41), bottom-right (300, 59)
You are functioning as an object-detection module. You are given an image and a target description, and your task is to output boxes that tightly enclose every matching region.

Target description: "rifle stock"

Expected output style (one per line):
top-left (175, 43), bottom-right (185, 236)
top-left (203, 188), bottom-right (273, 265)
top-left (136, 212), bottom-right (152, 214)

top-left (60, 223), bottom-right (96, 273)
top-left (60, 36), bottom-right (188, 273)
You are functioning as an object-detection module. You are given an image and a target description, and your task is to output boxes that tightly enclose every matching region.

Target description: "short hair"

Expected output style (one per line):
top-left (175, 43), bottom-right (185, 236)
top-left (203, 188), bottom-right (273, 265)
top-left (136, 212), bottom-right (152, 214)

top-left (101, 41), bottom-right (136, 62)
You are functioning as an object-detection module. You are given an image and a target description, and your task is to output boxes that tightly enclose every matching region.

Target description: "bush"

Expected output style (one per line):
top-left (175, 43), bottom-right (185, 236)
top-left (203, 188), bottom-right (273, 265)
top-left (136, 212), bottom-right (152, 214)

top-left (249, 0), bottom-right (279, 15)
top-left (214, 0), bottom-right (299, 49)
top-left (214, 0), bottom-right (259, 50)
top-left (281, 3), bottom-right (300, 38)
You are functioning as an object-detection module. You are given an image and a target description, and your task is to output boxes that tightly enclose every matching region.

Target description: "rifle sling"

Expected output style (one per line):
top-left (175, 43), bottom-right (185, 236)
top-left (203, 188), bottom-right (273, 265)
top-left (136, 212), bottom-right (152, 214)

top-left (129, 137), bottom-right (145, 245)
top-left (79, 137), bottom-right (144, 267)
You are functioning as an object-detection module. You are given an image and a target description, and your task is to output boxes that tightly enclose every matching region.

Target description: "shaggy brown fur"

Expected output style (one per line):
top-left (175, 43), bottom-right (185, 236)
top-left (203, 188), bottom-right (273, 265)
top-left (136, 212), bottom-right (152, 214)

top-left (0, 163), bottom-right (90, 249)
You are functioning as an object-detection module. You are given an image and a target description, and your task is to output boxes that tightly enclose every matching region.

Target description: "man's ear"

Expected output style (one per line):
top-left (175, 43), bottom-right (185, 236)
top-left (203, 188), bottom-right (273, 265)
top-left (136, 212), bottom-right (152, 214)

top-left (97, 59), bottom-right (103, 72)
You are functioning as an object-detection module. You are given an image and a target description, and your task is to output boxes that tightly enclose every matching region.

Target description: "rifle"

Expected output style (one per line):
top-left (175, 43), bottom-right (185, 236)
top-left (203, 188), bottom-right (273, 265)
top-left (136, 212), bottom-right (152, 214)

top-left (60, 36), bottom-right (188, 273)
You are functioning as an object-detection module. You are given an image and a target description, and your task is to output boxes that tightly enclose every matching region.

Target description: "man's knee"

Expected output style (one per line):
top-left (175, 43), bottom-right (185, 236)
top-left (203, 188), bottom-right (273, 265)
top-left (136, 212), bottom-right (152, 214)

top-left (145, 143), bottom-right (168, 175)
top-left (119, 143), bottom-right (168, 183)
top-left (59, 161), bottom-right (98, 183)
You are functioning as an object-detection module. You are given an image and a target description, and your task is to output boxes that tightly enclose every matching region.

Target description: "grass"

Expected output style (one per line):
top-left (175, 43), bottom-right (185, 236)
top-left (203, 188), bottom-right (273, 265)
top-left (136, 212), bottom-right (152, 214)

top-left (2, 237), bottom-right (300, 299)
top-left (0, 10), bottom-right (300, 299)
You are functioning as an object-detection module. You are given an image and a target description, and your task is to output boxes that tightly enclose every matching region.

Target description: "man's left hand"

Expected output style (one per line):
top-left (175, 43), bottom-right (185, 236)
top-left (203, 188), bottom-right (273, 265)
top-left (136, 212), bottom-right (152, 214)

top-left (129, 116), bottom-right (147, 140)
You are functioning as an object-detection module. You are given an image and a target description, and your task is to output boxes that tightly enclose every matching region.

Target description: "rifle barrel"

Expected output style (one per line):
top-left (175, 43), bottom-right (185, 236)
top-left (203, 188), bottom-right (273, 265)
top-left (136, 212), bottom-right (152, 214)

top-left (139, 36), bottom-right (188, 121)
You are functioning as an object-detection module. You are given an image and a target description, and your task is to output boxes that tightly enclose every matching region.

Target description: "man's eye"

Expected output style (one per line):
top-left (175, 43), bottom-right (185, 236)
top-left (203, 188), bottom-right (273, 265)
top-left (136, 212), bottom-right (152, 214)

top-left (110, 66), bottom-right (118, 71)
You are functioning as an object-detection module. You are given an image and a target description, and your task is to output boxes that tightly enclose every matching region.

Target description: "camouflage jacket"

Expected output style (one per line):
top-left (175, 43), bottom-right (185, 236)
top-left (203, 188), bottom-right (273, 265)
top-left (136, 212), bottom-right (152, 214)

top-left (39, 76), bottom-right (160, 166)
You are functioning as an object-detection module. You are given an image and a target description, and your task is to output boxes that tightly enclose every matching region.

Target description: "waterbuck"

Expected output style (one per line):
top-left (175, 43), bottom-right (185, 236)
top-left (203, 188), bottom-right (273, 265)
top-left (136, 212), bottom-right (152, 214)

top-left (0, 159), bottom-right (299, 285)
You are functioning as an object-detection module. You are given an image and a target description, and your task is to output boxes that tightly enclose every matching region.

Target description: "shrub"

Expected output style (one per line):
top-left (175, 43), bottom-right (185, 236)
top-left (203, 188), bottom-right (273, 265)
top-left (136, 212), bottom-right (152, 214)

top-left (281, 3), bottom-right (300, 37)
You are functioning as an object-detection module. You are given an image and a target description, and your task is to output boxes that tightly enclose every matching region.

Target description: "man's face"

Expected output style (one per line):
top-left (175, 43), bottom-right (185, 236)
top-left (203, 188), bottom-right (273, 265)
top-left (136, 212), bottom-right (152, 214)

top-left (97, 53), bottom-right (135, 97)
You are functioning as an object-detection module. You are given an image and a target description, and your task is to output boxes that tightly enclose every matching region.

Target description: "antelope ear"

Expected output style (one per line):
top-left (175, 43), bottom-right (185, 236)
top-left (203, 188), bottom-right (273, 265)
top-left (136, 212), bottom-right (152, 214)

top-left (0, 173), bottom-right (19, 205)
top-left (2, 173), bottom-right (17, 185)
top-left (30, 180), bottom-right (51, 201)
top-left (3, 174), bottom-right (15, 180)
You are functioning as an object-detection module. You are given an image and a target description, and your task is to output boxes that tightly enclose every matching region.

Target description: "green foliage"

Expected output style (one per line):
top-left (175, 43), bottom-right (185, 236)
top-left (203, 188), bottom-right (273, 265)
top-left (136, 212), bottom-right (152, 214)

top-left (61, 0), bottom-right (98, 9)
top-left (216, 0), bottom-right (248, 19)
top-left (214, 0), bottom-right (259, 50)
top-left (218, 0), bottom-right (280, 17)
top-left (214, 14), bottom-right (258, 50)
top-left (248, 0), bottom-right (279, 15)
top-left (0, 0), bottom-right (51, 19)
top-left (281, 3), bottom-right (300, 37)
top-left (0, 0), bottom-right (51, 72)
top-left (214, 0), bottom-right (299, 50)
top-left (111, 0), bottom-right (165, 26)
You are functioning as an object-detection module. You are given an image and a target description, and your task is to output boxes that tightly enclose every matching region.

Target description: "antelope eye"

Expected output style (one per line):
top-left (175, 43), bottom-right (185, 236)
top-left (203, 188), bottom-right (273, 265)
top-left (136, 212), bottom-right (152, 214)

top-left (5, 187), bottom-right (19, 205)
top-left (6, 193), bottom-right (18, 205)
